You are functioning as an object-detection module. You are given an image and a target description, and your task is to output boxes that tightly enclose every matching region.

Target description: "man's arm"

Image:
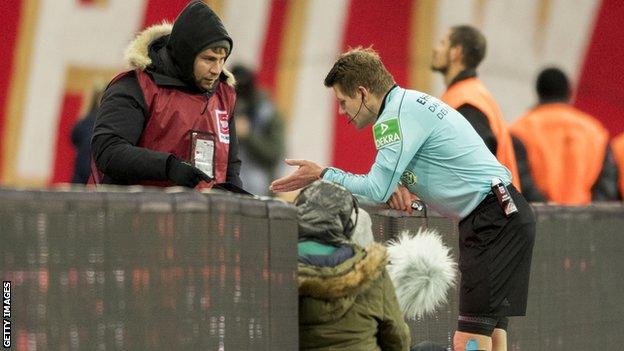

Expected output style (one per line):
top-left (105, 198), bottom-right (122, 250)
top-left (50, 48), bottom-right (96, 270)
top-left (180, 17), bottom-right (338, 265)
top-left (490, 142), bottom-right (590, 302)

top-left (377, 269), bottom-right (411, 350)
top-left (225, 112), bottom-right (243, 187)
top-left (457, 103), bottom-right (497, 155)
top-left (271, 98), bottom-right (434, 201)
top-left (91, 74), bottom-right (171, 184)
top-left (591, 146), bottom-right (619, 201)
top-left (323, 108), bottom-right (433, 203)
top-left (512, 135), bottom-right (546, 202)
top-left (322, 155), bottom-right (408, 203)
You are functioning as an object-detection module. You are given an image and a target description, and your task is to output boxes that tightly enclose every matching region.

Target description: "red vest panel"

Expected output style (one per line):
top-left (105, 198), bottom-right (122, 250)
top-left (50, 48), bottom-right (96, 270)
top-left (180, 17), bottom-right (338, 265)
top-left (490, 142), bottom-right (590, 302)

top-left (90, 70), bottom-right (236, 189)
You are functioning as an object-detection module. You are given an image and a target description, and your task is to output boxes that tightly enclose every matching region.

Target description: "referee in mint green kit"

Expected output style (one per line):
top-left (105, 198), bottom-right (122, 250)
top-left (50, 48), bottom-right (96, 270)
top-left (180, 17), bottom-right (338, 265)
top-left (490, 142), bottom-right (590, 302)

top-left (271, 47), bottom-right (535, 351)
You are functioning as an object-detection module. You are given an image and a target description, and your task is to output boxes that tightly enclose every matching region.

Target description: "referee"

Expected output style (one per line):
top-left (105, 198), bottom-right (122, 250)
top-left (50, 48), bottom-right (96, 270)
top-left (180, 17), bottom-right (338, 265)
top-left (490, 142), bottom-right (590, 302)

top-left (271, 47), bottom-right (535, 351)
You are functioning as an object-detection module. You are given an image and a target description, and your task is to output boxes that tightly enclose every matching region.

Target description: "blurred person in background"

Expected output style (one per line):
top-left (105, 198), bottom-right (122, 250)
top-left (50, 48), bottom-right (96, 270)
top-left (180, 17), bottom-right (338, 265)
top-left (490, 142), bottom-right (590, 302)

top-left (91, 1), bottom-right (241, 189)
top-left (613, 132), bottom-right (624, 200)
top-left (510, 135), bottom-right (546, 202)
top-left (511, 67), bottom-right (618, 204)
top-left (272, 47), bottom-right (536, 351)
top-left (71, 82), bottom-right (105, 184)
top-left (432, 25), bottom-right (523, 193)
top-left (295, 180), bottom-right (410, 351)
top-left (231, 64), bottom-right (284, 196)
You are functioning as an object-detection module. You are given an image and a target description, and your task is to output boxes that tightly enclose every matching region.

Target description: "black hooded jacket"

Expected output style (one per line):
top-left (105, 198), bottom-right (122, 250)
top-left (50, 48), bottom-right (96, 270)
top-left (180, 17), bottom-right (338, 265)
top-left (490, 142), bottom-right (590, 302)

top-left (91, 1), bottom-right (241, 186)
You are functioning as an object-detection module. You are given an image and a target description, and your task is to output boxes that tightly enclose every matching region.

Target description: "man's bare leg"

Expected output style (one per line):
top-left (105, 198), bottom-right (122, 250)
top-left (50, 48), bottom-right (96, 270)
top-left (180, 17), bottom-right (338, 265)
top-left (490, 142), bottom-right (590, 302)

top-left (453, 331), bottom-right (492, 351)
top-left (491, 328), bottom-right (507, 351)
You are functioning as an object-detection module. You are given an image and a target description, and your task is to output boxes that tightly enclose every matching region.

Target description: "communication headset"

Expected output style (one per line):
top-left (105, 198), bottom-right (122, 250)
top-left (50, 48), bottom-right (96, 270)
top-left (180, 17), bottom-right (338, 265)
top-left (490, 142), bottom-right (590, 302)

top-left (347, 88), bottom-right (376, 125)
top-left (347, 93), bottom-right (365, 125)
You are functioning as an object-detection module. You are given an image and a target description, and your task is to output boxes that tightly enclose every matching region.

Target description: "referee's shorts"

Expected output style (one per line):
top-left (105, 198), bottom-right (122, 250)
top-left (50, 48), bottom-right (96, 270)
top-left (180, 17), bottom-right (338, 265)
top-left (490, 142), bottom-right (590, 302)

top-left (457, 185), bottom-right (536, 317)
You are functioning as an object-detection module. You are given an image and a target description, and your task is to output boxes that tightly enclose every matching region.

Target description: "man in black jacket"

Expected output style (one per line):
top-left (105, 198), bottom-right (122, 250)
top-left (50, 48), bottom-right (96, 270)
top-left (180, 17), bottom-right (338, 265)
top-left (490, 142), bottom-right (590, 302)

top-left (92, 1), bottom-right (241, 189)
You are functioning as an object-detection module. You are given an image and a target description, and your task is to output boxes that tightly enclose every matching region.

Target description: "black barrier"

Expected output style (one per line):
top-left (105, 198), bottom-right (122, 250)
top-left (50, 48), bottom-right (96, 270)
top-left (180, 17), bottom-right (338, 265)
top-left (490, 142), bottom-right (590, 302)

top-left (2, 188), bottom-right (623, 350)
top-left (360, 201), bottom-right (624, 351)
top-left (0, 188), bottom-right (297, 350)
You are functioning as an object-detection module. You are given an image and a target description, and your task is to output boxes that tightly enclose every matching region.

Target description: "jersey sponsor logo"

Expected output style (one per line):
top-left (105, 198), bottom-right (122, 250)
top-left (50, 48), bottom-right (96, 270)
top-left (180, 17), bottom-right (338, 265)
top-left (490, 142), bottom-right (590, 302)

top-left (400, 170), bottom-right (417, 186)
top-left (215, 109), bottom-right (230, 144)
top-left (373, 118), bottom-right (401, 149)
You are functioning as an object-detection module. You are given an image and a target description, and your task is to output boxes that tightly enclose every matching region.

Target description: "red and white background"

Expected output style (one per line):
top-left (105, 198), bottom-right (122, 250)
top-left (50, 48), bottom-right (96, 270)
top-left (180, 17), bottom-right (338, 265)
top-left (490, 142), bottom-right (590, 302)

top-left (0, 0), bottom-right (622, 187)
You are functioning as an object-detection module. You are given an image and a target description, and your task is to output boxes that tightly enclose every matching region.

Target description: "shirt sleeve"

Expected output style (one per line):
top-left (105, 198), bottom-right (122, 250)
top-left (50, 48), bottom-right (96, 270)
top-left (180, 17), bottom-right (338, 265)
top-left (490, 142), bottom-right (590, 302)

top-left (591, 145), bottom-right (619, 201)
top-left (512, 135), bottom-right (546, 202)
top-left (226, 111), bottom-right (243, 187)
top-left (323, 98), bottom-right (434, 203)
top-left (377, 269), bottom-right (412, 351)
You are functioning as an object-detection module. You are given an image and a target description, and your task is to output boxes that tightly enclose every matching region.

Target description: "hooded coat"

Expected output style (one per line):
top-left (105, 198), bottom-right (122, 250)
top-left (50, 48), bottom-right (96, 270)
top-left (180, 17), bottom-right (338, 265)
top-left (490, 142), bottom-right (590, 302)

top-left (298, 243), bottom-right (411, 351)
top-left (91, 1), bottom-right (241, 187)
top-left (296, 180), bottom-right (410, 350)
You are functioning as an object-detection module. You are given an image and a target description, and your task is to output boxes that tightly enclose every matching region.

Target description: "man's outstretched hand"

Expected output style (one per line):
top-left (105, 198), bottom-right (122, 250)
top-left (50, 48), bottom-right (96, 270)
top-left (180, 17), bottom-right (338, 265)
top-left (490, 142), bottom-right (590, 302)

top-left (270, 159), bottom-right (323, 192)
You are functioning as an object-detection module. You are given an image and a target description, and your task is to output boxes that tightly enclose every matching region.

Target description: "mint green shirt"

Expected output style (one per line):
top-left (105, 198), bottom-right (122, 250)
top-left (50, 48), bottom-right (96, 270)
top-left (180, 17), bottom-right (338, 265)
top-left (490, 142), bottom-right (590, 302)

top-left (323, 86), bottom-right (511, 219)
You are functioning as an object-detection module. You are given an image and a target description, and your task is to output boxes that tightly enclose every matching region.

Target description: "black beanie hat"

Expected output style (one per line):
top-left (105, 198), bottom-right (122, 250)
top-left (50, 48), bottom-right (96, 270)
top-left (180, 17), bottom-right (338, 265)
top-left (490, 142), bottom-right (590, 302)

top-left (166, 1), bottom-right (233, 84)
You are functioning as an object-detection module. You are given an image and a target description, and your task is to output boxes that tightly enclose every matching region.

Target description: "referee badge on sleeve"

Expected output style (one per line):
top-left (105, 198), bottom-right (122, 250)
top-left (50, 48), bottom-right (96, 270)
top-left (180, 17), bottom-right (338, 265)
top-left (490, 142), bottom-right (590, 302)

top-left (400, 170), bottom-right (417, 186)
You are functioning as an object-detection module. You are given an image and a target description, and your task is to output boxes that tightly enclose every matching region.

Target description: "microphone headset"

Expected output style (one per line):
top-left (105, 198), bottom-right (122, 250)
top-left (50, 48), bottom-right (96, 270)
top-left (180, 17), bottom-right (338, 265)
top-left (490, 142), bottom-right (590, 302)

top-left (347, 89), bottom-right (376, 125)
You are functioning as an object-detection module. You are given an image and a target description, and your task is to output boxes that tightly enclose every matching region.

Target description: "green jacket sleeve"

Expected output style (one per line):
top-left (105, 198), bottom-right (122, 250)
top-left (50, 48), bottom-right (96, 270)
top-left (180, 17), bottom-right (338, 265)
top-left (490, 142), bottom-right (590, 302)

top-left (377, 269), bottom-right (411, 351)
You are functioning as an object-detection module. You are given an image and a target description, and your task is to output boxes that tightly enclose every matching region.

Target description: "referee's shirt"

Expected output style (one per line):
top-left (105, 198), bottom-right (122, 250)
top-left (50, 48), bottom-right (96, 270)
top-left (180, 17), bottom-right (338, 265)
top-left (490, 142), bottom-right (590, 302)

top-left (323, 86), bottom-right (511, 219)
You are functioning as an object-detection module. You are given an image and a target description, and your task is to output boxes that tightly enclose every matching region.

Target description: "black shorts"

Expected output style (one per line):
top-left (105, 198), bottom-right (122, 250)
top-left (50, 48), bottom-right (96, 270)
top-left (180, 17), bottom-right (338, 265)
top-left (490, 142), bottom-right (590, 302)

top-left (458, 185), bottom-right (535, 317)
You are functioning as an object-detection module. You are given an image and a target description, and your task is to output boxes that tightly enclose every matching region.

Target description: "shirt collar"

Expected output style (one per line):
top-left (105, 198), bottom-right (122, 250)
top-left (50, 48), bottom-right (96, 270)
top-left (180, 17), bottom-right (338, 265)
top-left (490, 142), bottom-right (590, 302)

top-left (538, 97), bottom-right (569, 105)
top-left (448, 69), bottom-right (477, 88)
top-left (377, 84), bottom-right (399, 118)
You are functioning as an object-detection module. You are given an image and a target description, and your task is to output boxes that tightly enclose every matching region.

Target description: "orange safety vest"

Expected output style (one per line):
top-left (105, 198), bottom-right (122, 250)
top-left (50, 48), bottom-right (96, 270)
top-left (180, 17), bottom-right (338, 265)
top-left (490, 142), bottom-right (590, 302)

top-left (441, 78), bottom-right (521, 190)
top-left (511, 103), bottom-right (609, 205)
top-left (612, 132), bottom-right (624, 198)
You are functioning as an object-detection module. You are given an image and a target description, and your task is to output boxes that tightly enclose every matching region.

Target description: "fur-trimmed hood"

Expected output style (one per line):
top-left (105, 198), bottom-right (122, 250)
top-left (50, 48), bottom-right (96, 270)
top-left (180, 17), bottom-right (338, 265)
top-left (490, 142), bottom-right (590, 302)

top-left (124, 23), bottom-right (235, 87)
top-left (298, 243), bottom-right (390, 325)
top-left (298, 243), bottom-right (411, 348)
top-left (298, 243), bottom-right (387, 299)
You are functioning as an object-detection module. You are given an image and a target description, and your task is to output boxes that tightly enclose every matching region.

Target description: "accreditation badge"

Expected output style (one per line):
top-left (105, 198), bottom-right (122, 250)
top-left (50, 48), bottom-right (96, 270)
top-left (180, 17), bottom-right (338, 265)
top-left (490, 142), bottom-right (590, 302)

top-left (190, 131), bottom-right (215, 178)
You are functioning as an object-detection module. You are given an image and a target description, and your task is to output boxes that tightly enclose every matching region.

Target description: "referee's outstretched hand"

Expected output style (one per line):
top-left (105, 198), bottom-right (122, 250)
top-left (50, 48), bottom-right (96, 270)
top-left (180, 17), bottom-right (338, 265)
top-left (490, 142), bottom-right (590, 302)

top-left (270, 159), bottom-right (323, 192)
top-left (166, 156), bottom-right (212, 188)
